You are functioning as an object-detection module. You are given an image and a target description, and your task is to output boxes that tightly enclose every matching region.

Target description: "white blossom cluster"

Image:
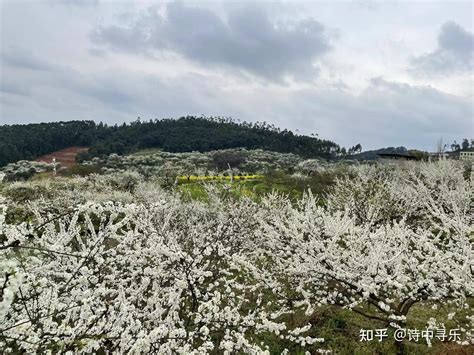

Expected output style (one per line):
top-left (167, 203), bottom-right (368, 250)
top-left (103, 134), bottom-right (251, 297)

top-left (0, 160), bottom-right (472, 352)
top-left (82, 149), bottom-right (305, 176)
top-left (0, 185), bottom-right (319, 353)
top-left (256, 160), bottom-right (473, 333)
top-left (0, 161), bottom-right (55, 182)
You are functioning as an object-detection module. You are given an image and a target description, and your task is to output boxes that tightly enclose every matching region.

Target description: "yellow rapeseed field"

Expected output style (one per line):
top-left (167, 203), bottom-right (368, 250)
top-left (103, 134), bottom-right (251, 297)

top-left (177, 175), bottom-right (264, 183)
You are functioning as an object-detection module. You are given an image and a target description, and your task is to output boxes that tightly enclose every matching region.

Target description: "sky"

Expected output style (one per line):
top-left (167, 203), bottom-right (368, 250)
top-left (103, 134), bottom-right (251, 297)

top-left (0, 0), bottom-right (473, 151)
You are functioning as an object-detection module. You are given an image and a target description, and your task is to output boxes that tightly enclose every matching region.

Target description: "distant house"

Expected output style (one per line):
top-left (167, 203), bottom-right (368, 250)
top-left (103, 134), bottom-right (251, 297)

top-left (429, 150), bottom-right (473, 160)
top-left (460, 150), bottom-right (474, 161)
top-left (377, 152), bottom-right (418, 163)
top-left (429, 151), bottom-right (459, 160)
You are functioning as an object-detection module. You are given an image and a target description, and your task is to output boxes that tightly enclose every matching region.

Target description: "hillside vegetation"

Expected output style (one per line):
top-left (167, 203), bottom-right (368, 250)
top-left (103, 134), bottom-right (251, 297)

top-left (0, 117), bottom-right (341, 167)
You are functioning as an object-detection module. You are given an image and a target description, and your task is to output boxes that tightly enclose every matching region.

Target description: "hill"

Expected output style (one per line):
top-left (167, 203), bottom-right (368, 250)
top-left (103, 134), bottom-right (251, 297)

top-left (0, 117), bottom-right (341, 167)
top-left (345, 146), bottom-right (408, 161)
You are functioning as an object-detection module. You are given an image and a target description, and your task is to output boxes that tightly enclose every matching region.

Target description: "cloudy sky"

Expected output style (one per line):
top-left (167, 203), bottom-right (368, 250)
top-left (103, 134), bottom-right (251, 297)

top-left (0, 0), bottom-right (473, 151)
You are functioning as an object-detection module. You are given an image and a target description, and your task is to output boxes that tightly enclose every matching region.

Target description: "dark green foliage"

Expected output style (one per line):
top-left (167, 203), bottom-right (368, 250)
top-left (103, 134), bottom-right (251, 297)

top-left (407, 149), bottom-right (430, 161)
top-left (0, 117), bottom-right (340, 167)
top-left (347, 146), bottom-right (409, 161)
top-left (212, 150), bottom-right (247, 170)
top-left (60, 164), bottom-right (102, 177)
top-left (0, 120), bottom-right (97, 166)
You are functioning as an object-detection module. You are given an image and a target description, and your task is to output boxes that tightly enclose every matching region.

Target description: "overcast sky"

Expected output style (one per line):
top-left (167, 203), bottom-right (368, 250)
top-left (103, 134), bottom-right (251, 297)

top-left (0, 0), bottom-right (473, 151)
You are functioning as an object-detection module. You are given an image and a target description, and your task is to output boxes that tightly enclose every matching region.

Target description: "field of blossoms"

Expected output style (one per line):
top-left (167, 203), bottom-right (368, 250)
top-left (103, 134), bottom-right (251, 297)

top-left (0, 154), bottom-right (472, 354)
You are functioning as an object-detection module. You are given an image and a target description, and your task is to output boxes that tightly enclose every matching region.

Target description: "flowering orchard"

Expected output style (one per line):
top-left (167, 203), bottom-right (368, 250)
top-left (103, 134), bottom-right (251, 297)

top-left (0, 184), bottom-right (321, 353)
top-left (0, 160), bottom-right (472, 353)
top-left (255, 162), bottom-right (473, 345)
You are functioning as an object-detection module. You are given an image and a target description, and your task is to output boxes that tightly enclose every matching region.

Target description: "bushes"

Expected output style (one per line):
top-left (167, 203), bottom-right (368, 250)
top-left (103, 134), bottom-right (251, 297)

top-left (61, 164), bottom-right (102, 177)
top-left (0, 160), bottom-right (54, 182)
top-left (212, 151), bottom-right (247, 170)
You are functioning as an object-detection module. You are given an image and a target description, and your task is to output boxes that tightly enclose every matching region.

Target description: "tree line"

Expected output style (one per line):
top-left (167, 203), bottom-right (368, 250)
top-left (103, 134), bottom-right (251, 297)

top-left (0, 116), bottom-right (342, 167)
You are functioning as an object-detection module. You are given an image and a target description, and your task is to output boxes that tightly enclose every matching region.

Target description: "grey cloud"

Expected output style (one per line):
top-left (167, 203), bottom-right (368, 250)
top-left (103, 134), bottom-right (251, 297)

top-left (76, 85), bottom-right (135, 112)
top-left (1, 51), bottom-right (469, 151)
top-left (88, 48), bottom-right (108, 57)
top-left (267, 78), bottom-right (471, 150)
top-left (1, 48), bottom-right (55, 71)
top-left (93, 2), bottom-right (332, 81)
top-left (411, 21), bottom-right (474, 75)
top-left (0, 50), bottom-right (137, 120)
top-left (53, 0), bottom-right (99, 6)
top-left (360, 78), bottom-right (470, 138)
top-left (0, 48), bottom-right (128, 110)
top-left (0, 82), bottom-right (30, 97)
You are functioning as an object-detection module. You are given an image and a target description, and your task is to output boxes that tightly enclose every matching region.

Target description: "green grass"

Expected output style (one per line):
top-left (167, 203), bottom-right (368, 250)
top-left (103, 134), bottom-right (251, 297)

top-left (175, 171), bottom-right (337, 203)
top-left (247, 301), bottom-right (474, 354)
top-left (177, 174), bottom-right (264, 183)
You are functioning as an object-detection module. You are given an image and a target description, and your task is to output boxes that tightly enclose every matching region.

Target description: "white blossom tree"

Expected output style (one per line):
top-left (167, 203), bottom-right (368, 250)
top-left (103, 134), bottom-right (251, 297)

top-left (255, 160), bottom-right (473, 348)
top-left (0, 189), bottom-right (319, 353)
top-left (1, 160), bottom-right (472, 353)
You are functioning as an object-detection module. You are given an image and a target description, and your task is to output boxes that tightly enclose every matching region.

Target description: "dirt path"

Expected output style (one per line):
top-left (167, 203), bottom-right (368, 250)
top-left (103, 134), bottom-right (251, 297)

top-left (35, 147), bottom-right (89, 168)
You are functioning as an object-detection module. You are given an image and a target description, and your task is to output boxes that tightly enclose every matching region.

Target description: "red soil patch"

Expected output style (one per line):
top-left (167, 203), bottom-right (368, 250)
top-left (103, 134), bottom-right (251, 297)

top-left (35, 147), bottom-right (89, 168)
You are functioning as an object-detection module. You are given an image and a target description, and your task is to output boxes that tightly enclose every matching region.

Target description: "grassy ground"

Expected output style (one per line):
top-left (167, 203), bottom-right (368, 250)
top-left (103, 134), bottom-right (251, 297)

top-left (176, 170), bottom-right (338, 203)
top-left (248, 301), bottom-right (474, 354)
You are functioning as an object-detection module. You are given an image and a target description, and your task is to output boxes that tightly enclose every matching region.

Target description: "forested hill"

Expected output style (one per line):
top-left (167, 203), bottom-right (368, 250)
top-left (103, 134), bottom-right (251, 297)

top-left (0, 117), bottom-right (340, 167)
